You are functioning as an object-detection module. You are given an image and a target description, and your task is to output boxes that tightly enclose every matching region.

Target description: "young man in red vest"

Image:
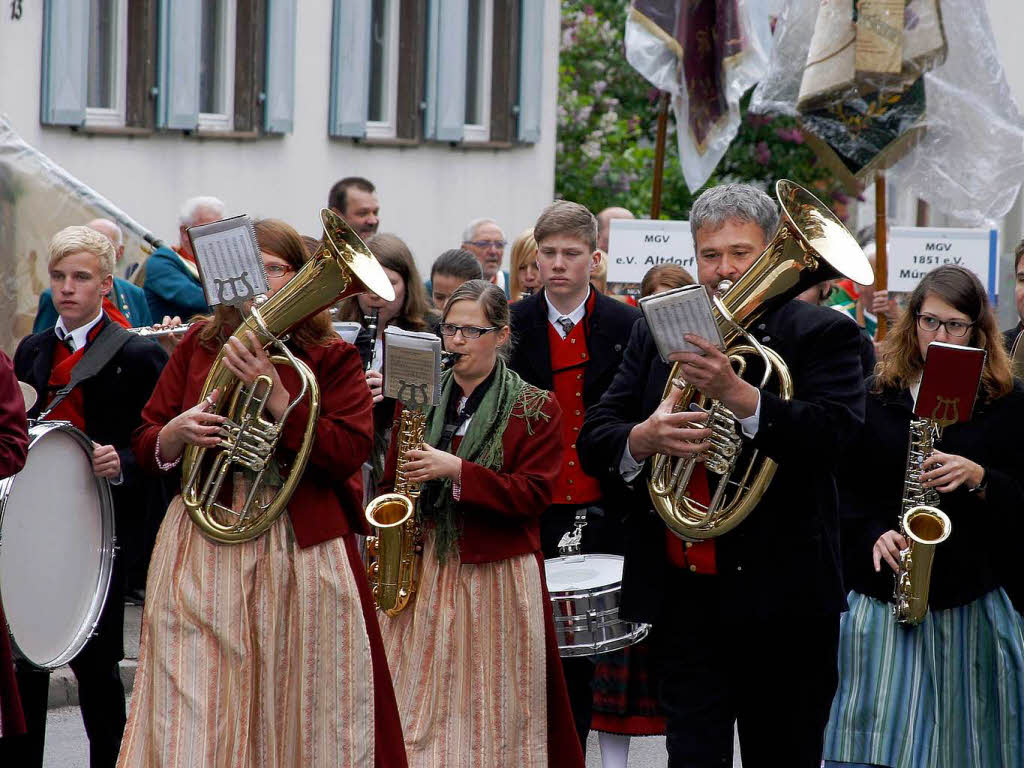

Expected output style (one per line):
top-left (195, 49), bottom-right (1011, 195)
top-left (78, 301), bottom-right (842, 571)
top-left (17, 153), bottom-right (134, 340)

top-left (4, 226), bottom-right (167, 768)
top-left (509, 201), bottom-right (640, 751)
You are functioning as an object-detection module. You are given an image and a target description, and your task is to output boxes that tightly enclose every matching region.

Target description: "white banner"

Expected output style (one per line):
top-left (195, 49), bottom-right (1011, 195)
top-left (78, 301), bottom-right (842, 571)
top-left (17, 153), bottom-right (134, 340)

top-left (607, 218), bottom-right (695, 284)
top-left (888, 226), bottom-right (999, 298)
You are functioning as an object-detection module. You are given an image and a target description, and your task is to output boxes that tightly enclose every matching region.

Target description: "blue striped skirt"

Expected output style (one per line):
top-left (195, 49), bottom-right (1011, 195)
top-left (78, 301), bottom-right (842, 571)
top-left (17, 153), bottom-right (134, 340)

top-left (824, 589), bottom-right (1024, 768)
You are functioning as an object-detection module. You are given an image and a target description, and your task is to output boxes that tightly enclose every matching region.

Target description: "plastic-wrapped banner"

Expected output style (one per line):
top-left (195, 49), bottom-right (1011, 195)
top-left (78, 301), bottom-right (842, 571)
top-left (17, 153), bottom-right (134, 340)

top-left (0, 117), bottom-right (161, 353)
top-left (625, 0), bottom-right (773, 192)
top-left (750, 0), bottom-right (1024, 226)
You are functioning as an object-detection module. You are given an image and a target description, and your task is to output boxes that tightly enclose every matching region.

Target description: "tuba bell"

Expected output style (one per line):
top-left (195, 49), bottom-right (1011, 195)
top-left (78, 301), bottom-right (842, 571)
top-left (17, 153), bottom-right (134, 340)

top-left (181, 208), bottom-right (395, 544)
top-left (648, 180), bottom-right (874, 540)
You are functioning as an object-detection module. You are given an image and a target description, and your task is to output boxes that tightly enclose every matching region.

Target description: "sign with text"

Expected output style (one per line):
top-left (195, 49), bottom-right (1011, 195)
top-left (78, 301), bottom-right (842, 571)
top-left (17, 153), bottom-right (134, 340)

top-left (607, 219), bottom-right (695, 283)
top-left (888, 226), bottom-right (999, 298)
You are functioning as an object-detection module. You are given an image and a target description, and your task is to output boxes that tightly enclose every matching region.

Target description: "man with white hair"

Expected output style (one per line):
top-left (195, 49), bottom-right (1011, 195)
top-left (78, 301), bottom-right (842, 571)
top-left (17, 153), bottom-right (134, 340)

top-left (141, 196), bottom-right (222, 321)
top-left (461, 218), bottom-right (510, 296)
top-left (31, 218), bottom-right (152, 331)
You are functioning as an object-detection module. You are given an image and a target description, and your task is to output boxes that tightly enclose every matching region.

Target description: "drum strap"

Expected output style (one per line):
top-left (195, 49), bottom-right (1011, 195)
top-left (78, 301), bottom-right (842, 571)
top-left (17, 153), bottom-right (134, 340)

top-left (38, 323), bottom-right (133, 421)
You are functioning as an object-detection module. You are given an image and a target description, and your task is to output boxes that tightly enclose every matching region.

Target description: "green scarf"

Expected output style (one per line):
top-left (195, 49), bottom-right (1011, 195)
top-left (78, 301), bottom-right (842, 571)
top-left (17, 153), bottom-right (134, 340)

top-left (418, 358), bottom-right (550, 560)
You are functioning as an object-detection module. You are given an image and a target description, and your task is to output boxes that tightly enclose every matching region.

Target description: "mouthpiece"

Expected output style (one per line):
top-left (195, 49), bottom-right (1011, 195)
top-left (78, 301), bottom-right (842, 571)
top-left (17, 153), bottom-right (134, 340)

top-left (441, 351), bottom-right (464, 369)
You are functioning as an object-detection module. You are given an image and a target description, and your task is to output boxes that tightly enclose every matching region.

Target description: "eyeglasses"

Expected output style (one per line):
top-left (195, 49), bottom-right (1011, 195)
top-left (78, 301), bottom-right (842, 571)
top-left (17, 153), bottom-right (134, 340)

top-left (465, 240), bottom-right (507, 250)
top-left (264, 264), bottom-right (295, 278)
top-left (438, 323), bottom-right (499, 339)
top-left (916, 314), bottom-right (974, 337)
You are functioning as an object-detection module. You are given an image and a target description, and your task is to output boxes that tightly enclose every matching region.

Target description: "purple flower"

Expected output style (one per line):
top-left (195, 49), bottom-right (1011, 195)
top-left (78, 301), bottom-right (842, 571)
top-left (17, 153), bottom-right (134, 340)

top-left (748, 113), bottom-right (773, 127)
top-left (754, 141), bottom-right (772, 165)
top-left (775, 126), bottom-right (804, 144)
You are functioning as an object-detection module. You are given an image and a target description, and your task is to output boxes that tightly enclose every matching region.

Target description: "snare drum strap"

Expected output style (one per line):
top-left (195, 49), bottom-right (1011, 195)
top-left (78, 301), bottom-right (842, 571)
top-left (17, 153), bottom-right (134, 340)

top-left (38, 322), bottom-right (133, 421)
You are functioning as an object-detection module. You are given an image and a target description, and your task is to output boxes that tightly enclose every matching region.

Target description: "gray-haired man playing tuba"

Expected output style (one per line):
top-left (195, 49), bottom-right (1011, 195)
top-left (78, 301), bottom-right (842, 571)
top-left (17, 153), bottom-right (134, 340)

top-left (578, 182), bottom-right (868, 767)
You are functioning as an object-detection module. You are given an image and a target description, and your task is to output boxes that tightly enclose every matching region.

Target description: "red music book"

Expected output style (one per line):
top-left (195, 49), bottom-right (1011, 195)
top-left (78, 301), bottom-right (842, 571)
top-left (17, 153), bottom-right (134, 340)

top-left (914, 342), bottom-right (986, 426)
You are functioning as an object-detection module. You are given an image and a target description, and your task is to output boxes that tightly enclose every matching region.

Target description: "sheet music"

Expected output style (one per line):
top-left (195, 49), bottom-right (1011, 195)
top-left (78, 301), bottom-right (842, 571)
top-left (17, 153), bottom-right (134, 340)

top-left (639, 285), bottom-right (724, 362)
top-left (383, 327), bottom-right (442, 407)
top-left (187, 215), bottom-right (269, 307)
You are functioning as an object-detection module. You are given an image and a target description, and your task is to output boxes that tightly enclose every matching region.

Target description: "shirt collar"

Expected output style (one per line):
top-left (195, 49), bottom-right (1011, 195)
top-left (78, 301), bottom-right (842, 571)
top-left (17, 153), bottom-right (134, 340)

top-left (55, 308), bottom-right (105, 351)
top-left (545, 286), bottom-right (591, 336)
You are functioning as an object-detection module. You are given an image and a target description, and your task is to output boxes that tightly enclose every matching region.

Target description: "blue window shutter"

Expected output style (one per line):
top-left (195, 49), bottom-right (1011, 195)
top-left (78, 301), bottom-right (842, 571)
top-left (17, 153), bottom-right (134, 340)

top-left (157, 0), bottom-right (201, 130)
top-left (265, 0), bottom-right (298, 133)
top-left (329, 0), bottom-right (371, 138)
top-left (40, 0), bottom-right (88, 126)
top-left (517, 0), bottom-right (543, 143)
top-left (426, 0), bottom-right (467, 142)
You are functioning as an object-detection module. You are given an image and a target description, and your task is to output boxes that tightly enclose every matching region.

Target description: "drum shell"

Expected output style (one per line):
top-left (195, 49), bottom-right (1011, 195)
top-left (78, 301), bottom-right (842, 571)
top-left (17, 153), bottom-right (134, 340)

top-left (0, 421), bottom-right (116, 669)
top-left (545, 554), bottom-right (649, 658)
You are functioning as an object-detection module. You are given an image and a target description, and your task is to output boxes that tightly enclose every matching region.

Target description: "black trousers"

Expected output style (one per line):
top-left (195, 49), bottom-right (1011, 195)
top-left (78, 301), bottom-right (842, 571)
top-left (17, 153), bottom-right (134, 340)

top-left (0, 570), bottom-right (127, 768)
top-left (652, 580), bottom-right (840, 768)
top-left (541, 503), bottom-right (625, 752)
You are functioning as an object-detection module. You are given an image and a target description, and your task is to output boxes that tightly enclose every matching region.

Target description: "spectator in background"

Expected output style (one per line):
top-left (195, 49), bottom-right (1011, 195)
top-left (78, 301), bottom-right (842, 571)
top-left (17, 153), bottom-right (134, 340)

top-left (596, 207), bottom-right (635, 253)
top-left (508, 228), bottom-right (540, 302)
top-left (328, 177), bottom-right (380, 240)
top-left (33, 218), bottom-right (152, 331)
top-left (640, 264), bottom-right (695, 298)
top-left (428, 249), bottom-right (482, 310)
top-left (461, 218), bottom-right (510, 296)
top-left (141, 196), bottom-right (222, 322)
top-left (1003, 239), bottom-right (1024, 352)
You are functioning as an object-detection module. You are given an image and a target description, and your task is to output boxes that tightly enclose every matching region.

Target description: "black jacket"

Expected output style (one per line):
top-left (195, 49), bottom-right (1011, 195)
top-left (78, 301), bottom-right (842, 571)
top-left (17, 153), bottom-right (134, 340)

top-left (578, 299), bottom-right (867, 622)
top-left (1004, 323), bottom-right (1023, 354)
top-left (841, 378), bottom-right (1024, 610)
top-left (509, 288), bottom-right (641, 409)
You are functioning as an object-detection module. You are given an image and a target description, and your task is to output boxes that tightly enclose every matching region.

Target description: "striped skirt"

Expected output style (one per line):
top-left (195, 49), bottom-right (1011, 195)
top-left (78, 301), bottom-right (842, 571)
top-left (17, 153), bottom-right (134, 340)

top-left (379, 535), bottom-right (548, 767)
top-left (117, 497), bottom-right (375, 768)
top-left (824, 589), bottom-right (1024, 768)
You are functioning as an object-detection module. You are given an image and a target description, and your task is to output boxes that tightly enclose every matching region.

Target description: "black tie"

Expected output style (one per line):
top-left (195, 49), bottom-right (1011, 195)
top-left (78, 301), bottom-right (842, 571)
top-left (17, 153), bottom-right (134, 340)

top-left (557, 317), bottom-right (575, 336)
top-left (63, 335), bottom-right (76, 352)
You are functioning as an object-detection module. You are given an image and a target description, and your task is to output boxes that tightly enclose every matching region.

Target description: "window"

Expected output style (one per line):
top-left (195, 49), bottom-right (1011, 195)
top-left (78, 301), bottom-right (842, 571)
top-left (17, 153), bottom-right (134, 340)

top-left (365, 0), bottom-right (400, 139)
top-left (463, 0), bottom-right (492, 141)
top-left (198, 0), bottom-right (237, 131)
top-left (85, 0), bottom-right (128, 127)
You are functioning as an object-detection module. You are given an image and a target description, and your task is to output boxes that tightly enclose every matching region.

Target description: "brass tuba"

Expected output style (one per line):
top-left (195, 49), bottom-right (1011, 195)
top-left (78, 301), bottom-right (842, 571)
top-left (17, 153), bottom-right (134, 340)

top-left (648, 180), bottom-right (874, 540)
top-left (893, 417), bottom-right (951, 625)
top-left (181, 209), bottom-right (395, 544)
top-left (364, 408), bottom-right (426, 615)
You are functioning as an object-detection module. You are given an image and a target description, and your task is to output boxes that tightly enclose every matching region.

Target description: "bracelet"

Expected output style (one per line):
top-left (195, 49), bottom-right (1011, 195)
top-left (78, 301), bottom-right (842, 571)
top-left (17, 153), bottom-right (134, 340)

top-left (452, 462), bottom-right (462, 501)
top-left (154, 432), bottom-right (182, 471)
top-left (968, 467), bottom-right (988, 494)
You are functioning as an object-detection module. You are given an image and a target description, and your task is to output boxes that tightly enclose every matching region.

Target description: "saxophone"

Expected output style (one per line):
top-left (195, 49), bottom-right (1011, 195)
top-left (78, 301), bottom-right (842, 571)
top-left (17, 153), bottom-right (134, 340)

top-left (364, 408), bottom-right (426, 616)
top-left (892, 417), bottom-right (952, 626)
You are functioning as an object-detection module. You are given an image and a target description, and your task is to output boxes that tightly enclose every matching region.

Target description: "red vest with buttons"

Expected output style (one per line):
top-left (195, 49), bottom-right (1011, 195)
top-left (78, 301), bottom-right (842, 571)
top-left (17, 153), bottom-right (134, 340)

top-left (664, 464), bottom-right (718, 574)
top-left (547, 291), bottom-right (602, 505)
top-left (45, 317), bottom-right (108, 431)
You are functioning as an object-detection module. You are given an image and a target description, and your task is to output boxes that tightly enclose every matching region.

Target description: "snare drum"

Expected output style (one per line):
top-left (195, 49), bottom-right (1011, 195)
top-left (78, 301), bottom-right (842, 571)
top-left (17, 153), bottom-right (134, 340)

top-left (0, 422), bottom-right (116, 668)
top-left (545, 553), bottom-right (649, 657)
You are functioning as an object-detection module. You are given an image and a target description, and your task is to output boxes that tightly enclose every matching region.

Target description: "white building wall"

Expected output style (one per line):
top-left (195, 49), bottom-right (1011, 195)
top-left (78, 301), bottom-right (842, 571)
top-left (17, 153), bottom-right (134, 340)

top-left (0, 0), bottom-right (560, 282)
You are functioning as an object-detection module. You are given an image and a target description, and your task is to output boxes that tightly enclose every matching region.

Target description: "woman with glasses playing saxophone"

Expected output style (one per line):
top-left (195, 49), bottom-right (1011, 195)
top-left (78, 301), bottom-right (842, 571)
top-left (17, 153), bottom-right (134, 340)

top-left (118, 219), bottom-right (407, 768)
top-left (825, 265), bottom-right (1024, 768)
top-left (375, 280), bottom-right (584, 768)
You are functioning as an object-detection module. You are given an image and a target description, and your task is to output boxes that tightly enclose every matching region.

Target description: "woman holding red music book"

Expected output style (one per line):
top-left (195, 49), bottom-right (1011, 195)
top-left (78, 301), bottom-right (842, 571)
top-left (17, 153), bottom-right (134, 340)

top-left (824, 265), bottom-right (1024, 768)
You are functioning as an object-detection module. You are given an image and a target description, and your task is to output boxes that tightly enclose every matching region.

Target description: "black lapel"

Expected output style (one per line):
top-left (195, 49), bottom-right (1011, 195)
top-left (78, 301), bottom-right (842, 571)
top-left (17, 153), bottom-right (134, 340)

top-left (520, 290), bottom-right (553, 390)
top-left (583, 293), bottom-right (626, 396)
top-left (27, 330), bottom-right (58, 418)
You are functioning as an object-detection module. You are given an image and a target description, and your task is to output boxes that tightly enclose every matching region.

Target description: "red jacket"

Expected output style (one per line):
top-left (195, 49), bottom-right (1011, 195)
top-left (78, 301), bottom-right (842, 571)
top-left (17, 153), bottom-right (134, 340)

top-left (132, 323), bottom-right (373, 548)
top-left (381, 391), bottom-right (563, 563)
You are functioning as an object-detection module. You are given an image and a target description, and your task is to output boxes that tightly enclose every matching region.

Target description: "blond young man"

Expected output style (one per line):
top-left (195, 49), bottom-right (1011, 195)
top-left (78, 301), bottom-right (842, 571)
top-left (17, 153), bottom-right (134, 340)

top-left (3, 227), bottom-right (168, 768)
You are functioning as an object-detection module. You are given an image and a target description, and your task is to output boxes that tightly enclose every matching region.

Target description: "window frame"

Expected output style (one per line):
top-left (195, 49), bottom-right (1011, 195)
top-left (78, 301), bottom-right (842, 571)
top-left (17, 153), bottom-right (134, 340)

top-left (197, 0), bottom-right (239, 132)
top-left (365, 0), bottom-right (402, 140)
top-left (84, 0), bottom-right (129, 129)
top-left (462, 0), bottom-right (494, 143)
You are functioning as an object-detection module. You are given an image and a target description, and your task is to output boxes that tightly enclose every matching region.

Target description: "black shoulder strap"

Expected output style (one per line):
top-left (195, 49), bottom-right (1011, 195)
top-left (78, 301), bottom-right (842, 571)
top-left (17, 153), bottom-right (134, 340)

top-left (38, 323), bottom-right (133, 420)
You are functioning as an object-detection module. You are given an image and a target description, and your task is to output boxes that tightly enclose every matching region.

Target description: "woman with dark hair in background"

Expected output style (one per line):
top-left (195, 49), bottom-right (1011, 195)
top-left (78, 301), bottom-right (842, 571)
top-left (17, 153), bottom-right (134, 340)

top-left (639, 264), bottom-right (695, 298)
top-left (377, 279), bottom-right (584, 768)
top-left (119, 219), bottom-right (406, 767)
top-left (824, 265), bottom-right (1024, 768)
top-left (336, 233), bottom-right (438, 493)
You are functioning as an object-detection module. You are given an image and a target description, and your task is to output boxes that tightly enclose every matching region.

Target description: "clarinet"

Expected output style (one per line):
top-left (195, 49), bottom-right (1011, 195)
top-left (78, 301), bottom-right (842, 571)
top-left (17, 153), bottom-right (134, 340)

top-left (363, 308), bottom-right (379, 372)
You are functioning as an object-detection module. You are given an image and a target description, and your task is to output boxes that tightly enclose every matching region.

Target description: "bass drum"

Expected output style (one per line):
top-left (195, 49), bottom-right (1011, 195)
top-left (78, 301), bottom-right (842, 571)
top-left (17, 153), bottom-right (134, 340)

top-left (545, 553), bottom-right (649, 657)
top-left (0, 422), bottom-right (115, 668)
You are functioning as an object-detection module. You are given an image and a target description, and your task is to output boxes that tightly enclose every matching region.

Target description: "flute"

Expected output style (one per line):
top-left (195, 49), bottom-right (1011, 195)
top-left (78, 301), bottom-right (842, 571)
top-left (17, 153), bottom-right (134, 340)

top-left (128, 323), bottom-right (191, 338)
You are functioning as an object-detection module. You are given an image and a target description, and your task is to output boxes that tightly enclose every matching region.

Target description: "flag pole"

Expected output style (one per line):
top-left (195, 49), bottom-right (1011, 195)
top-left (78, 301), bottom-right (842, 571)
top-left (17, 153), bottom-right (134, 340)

top-left (650, 92), bottom-right (670, 219)
top-left (874, 172), bottom-right (889, 341)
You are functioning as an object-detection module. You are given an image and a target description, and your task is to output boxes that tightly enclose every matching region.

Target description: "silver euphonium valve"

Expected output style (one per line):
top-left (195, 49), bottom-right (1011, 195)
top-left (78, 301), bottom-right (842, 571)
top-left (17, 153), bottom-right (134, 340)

top-left (893, 417), bottom-right (952, 626)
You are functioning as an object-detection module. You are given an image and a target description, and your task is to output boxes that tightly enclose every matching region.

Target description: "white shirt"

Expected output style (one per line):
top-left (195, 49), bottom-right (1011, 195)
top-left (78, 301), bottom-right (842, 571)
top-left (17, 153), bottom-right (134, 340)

top-left (618, 393), bottom-right (761, 482)
top-left (54, 308), bottom-right (104, 352)
top-left (545, 289), bottom-right (590, 339)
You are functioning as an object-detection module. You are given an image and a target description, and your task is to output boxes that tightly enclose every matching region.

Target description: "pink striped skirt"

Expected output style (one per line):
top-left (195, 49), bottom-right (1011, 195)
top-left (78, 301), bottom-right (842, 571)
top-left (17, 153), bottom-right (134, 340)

top-left (379, 535), bottom-right (548, 767)
top-left (117, 497), bottom-right (375, 767)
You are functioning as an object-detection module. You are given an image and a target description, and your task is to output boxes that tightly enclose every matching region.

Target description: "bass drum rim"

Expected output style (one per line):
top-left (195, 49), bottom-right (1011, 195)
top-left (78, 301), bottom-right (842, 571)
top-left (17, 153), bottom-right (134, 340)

top-left (0, 421), bottom-right (116, 669)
